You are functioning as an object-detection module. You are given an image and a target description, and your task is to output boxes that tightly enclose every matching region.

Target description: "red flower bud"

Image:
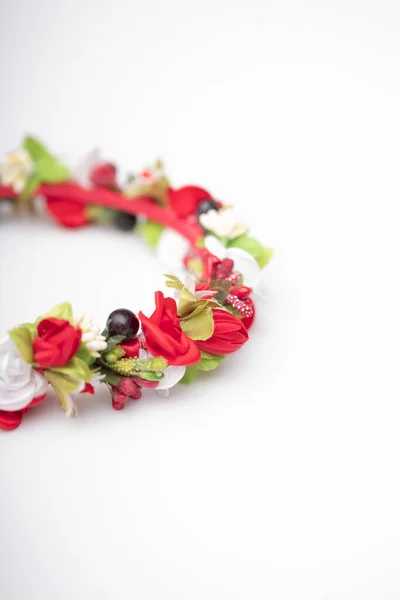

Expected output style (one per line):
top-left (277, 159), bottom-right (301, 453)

top-left (90, 162), bottom-right (118, 189)
top-left (196, 309), bottom-right (249, 355)
top-left (139, 292), bottom-right (201, 366)
top-left (230, 286), bottom-right (252, 300)
top-left (33, 318), bottom-right (82, 368)
top-left (121, 337), bottom-right (141, 358)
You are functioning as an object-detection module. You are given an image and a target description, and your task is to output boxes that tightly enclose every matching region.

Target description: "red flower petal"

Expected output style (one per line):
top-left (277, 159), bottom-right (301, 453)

top-left (46, 197), bottom-right (90, 228)
top-left (167, 186), bottom-right (212, 219)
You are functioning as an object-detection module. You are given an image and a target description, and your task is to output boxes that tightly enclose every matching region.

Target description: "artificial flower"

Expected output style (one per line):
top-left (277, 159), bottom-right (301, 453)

top-left (0, 336), bottom-right (48, 412)
top-left (156, 228), bottom-right (191, 270)
top-left (124, 160), bottom-right (167, 202)
top-left (138, 292), bottom-right (201, 366)
top-left (75, 315), bottom-right (107, 357)
top-left (204, 235), bottom-right (261, 288)
top-left (0, 148), bottom-right (34, 193)
top-left (174, 274), bottom-right (216, 303)
top-left (199, 208), bottom-right (247, 240)
top-left (139, 348), bottom-right (185, 395)
top-left (121, 337), bottom-right (141, 358)
top-left (167, 185), bottom-right (212, 219)
top-left (90, 162), bottom-right (118, 189)
top-left (33, 318), bottom-right (82, 368)
top-left (71, 148), bottom-right (102, 188)
top-left (196, 309), bottom-right (249, 355)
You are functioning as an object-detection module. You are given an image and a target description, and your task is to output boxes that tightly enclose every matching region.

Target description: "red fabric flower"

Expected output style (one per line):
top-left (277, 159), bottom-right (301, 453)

top-left (33, 318), bottom-right (82, 368)
top-left (46, 197), bottom-right (89, 228)
top-left (90, 162), bottom-right (118, 189)
top-left (138, 292), bottom-right (201, 366)
top-left (167, 186), bottom-right (212, 219)
top-left (0, 393), bottom-right (47, 431)
top-left (241, 299), bottom-right (256, 330)
top-left (196, 309), bottom-right (249, 355)
top-left (121, 337), bottom-right (141, 358)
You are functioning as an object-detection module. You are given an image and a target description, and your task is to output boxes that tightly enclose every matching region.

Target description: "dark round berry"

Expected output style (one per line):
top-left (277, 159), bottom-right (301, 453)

top-left (106, 309), bottom-right (140, 338)
top-left (196, 198), bottom-right (220, 218)
top-left (114, 212), bottom-right (137, 231)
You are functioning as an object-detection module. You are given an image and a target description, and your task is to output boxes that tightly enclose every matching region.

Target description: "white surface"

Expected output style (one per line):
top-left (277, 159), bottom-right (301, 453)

top-left (1, 1), bottom-right (400, 598)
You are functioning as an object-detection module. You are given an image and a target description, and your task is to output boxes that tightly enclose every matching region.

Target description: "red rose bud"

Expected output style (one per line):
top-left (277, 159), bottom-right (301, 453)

top-left (138, 291), bottom-right (201, 366)
top-left (120, 337), bottom-right (141, 358)
top-left (111, 387), bottom-right (130, 410)
top-left (215, 258), bottom-right (234, 279)
top-left (118, 378), bottom-right (143, 398)
top-left (90, 162), bottom-right (118, 189)
top-left (230, 286), bottom-right (252, 300)
top-left (196, 309), bottom-right (249, 355)
top-left (33, 318), bottom-right (82, 368)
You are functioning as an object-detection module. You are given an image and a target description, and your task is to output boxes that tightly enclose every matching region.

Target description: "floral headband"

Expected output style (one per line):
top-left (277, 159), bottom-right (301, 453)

top-left (0, 136), bottom-right (273, 431)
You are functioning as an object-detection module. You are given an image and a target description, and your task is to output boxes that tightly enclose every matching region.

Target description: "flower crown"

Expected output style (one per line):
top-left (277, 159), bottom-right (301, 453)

top-left (0, 136), bottom-right (273, 431)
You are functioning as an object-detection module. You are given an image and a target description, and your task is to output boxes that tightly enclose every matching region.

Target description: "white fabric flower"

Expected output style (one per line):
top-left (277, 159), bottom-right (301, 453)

top-left (139, 349), bottom-right (185, 397)
top-left (71, 148), bottom-right (102, 188)
top-left (205, 235), bottom-right (261, 288)
top-left (156, 228), bottom-right (190, 271)
top-left (74, 315), bottom-right (107, 357)
top-left (199, 208), bottom-right (247, 240)
top-left (0, 148), bottom-right (35, 193)
top-left (0, 336), bottom-right (48, 411)
top-left (174, 274), bottom-right (216, 303)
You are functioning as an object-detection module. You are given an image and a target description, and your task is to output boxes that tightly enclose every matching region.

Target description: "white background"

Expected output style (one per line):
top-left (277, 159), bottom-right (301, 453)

top-left (1, 1), bottom-right (400, 598)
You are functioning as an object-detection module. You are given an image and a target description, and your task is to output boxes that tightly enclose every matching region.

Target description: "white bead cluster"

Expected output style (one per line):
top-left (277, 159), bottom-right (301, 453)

top-left (74, 316), bottom-right (108, 358)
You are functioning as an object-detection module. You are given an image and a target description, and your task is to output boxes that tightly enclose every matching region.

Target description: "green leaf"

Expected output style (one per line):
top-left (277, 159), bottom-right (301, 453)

top-left (106, 335), bottom-right (126, 350)
top-left (36, 156), bottom-right (69, 183)
top-left (180, 306), bottom-right (214, 341)
top-left (86, 206), bottom-right (118, 224)
top-left (135, 371), bottom-right (163, 381)
top-left (257, 247), bottom-right (274, 268)
top-left (8, 325), bottom-right (34, 363)
top-left (101, 368), bottom-right (121, 387)
top-left (228, 235), bottom-right (274, 269)
top-left (138, 220), bottom-right (165, 248)
top-left (198, 355), bottom-right (225, 371)
top-left (44, 370), bottom-right (80, 416)
top-left (20, 175), bottom-right (40, 200)
top-left (75, 343), bottom-right (93, 365)
top-left (50, 356), bottom-right (93, 381)
top-left (179, 364), bottom-right (198, 384)
top-left (41, 302), bottom-right (73, 322)
top-left (200, 349), bottom-right (225, 360)
top-left (23, 136), bottom-right (69, 183)
top-left (23, 136), bottom-right (49, 161)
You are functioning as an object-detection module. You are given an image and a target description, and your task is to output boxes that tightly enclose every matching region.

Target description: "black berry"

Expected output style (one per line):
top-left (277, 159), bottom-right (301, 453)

top-left (106, 309), bottom-right (140, 338)
top-left (114, 212), bottom-right (137, 231)
top-left (196, 198), bottom-right (220, 218)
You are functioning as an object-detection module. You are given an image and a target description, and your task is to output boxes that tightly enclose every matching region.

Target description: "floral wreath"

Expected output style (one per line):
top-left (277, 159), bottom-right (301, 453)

top-left (0, 137), bottom-right (273, 431)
